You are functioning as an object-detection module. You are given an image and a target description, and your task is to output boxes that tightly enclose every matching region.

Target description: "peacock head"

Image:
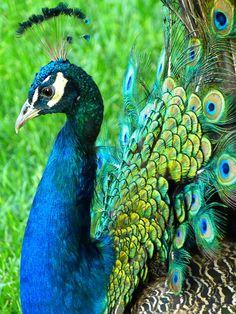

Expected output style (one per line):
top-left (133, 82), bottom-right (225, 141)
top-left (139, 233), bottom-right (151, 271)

top-left (15, 58), bottom-right (104, 143)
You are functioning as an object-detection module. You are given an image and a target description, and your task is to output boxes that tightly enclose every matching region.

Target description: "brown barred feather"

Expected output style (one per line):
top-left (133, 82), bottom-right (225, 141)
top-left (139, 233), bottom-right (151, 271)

top-left (132, 241), bottom-right (236, 314)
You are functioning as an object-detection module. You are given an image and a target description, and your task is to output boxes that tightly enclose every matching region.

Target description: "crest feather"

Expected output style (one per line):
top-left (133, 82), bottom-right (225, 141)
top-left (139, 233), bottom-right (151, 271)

top-left (16, 2), bottom-right (90, 60)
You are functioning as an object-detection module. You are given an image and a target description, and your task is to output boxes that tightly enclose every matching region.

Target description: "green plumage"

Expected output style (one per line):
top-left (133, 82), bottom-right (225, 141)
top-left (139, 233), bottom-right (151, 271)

top-left (93, 0), bottom-right (236, 311)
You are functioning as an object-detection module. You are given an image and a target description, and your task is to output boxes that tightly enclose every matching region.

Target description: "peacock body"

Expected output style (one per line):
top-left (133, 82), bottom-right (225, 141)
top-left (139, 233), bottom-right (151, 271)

top-left (15, 1), bottom-right (236, 314)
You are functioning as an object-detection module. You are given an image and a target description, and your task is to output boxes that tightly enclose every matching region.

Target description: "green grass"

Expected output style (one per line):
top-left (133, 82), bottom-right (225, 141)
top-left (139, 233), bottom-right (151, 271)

top-left (0, 0), bottom-right (162, 312)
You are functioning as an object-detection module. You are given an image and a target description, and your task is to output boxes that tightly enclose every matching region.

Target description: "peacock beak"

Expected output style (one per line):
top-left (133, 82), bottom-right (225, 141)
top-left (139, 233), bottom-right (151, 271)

top-left (15, 100), bottom-right (40, 134)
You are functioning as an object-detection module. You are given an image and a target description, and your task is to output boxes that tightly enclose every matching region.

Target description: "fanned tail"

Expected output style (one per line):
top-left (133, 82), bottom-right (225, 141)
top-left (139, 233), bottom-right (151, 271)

top-left (95, 0), bottom-right (236, 311)
top-left (157, 0), bottom-right (236, 292)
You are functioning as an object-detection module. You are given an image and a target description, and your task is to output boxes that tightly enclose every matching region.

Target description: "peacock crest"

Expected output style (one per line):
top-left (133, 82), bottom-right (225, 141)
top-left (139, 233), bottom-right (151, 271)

top-left (17, 2), bottom-right (90, 60)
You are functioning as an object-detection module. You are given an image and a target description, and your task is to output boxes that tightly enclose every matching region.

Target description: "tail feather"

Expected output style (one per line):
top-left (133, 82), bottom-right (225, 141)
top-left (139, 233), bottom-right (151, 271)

top-left (93, 0), bottom-right (236, 310)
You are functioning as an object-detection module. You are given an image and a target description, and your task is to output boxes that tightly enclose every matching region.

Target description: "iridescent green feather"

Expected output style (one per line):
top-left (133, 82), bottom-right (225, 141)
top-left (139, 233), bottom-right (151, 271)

top-left (94, 0), bottom-right (236, 311)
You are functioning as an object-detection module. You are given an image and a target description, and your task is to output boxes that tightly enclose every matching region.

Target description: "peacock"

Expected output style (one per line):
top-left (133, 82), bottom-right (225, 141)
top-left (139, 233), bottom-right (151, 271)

top-left (15, 1), bottom-right (236, 314)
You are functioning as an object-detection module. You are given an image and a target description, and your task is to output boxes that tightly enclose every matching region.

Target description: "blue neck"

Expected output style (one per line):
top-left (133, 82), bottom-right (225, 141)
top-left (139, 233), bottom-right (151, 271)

top-left (20, 120), bottom-right (114, 314)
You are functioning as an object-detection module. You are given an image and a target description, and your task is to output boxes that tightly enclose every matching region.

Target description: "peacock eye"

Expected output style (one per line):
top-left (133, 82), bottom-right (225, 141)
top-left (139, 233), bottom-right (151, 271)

top-left (214, 10), bottom-right (228, 30)
top-left (41, 86), bottom-right (55, 98)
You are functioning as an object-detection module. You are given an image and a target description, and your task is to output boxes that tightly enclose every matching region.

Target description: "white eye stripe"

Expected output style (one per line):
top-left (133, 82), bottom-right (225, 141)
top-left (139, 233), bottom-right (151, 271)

top-left (42, 75), bottom-right (51, 83)
top-left (47, 72), bottom-right (68, 108)
top-left (30, 72), bottom-right (68, 108)
top-left (32, 88), bottom-right (39, 106)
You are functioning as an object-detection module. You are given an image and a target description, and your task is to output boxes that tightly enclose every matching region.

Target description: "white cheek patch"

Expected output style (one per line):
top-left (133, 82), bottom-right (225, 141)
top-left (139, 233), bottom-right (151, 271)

top-left (47, 72), bottom-right (68, 108)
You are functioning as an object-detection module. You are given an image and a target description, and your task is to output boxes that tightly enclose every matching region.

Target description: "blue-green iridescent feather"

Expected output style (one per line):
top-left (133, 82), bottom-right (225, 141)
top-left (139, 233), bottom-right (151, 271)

top-left (95, 0), bottom-right (236, 310)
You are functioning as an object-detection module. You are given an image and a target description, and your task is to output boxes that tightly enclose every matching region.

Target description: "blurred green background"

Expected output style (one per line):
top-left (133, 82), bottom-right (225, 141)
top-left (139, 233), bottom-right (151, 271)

top-left (0, 0), bottom-right (162, 312)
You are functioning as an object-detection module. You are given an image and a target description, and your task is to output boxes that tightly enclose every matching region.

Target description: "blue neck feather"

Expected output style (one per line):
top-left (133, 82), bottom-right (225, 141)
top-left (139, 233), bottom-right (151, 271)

top-left (20, 118), bottom-right (114, 314)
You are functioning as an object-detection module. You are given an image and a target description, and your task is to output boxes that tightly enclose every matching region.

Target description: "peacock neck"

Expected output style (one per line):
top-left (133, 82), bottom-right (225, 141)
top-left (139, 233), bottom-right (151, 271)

top-left (20, 116), bottom-right (113, 314)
